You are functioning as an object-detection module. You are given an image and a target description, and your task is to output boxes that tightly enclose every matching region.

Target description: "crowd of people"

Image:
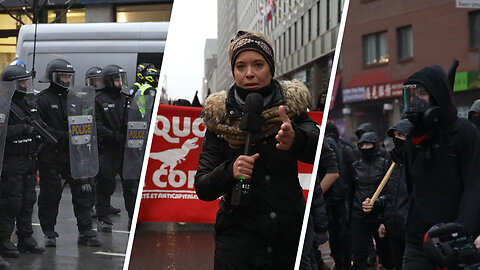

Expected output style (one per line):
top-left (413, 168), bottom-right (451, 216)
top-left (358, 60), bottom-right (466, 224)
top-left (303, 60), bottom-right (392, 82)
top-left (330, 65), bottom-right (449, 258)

top-left (193, 29), bottom-right (480, 270)
top-left (303, 65), bottom-right (480, 270)
top-left (0, 59), bottom-right (158, 269)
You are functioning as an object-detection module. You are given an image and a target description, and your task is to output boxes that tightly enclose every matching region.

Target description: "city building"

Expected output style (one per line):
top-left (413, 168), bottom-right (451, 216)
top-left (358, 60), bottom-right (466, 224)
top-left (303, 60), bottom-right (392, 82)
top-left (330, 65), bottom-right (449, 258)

top-left (215, 0), bottom-right (344, 110)
top-left (203, 38), bottom-right (218, 101)
top-left (0, 0), bottom-right (172, 73)
top-left (331, 0), bottom-right (480, 139)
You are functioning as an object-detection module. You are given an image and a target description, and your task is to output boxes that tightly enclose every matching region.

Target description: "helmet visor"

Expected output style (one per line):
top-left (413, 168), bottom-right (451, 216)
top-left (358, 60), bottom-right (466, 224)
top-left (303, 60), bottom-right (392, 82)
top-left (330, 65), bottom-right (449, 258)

top-left (113, 72), bottom-right (128, 91)
top-left (86, 76), bottom-right (104, 89)
top-left (402, 84), bottom-right (430, 113)
top-left (53, 72), bottom-right (75, 89)
top-left (14, 77), bottom-right (34, 94)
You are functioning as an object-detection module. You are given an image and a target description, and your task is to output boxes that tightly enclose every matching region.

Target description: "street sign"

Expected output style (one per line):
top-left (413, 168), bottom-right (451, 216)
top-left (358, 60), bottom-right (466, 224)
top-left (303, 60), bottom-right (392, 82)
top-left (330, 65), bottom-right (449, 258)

top-left (456, 0), bottom-right (480, 8)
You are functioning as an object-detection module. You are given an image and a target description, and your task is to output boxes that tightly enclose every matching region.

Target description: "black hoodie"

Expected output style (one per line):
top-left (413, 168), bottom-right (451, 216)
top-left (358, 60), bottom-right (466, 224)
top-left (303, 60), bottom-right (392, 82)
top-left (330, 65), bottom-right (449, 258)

top-left (403, 65), bottom-right (480, 245)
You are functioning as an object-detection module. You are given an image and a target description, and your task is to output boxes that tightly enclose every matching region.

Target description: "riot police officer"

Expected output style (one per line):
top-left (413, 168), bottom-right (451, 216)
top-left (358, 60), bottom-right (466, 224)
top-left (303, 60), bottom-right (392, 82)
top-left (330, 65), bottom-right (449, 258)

top-left (95, 64), bottom-right (128, 232)
top-left (85, 67), bottom-right (103, 90)
top-left (0, 65), bottom-right (46, 258)
top-left (36, 58), bottom-right (100, 247)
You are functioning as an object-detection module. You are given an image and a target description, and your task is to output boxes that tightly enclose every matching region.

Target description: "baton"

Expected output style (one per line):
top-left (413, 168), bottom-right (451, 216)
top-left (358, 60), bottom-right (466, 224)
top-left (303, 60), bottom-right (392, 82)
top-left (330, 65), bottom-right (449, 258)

top-left (370, 162), bottom-right (396, 204)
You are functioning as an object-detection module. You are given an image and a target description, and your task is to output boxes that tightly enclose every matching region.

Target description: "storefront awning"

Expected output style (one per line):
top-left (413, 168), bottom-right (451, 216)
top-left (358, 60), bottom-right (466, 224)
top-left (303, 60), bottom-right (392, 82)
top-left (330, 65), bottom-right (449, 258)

top-left (347, 70), bottom-right (392, 88)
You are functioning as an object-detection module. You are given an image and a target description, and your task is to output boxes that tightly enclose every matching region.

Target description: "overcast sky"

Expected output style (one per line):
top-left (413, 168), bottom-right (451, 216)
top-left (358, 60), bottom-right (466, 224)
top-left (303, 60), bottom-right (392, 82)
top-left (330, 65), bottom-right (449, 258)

top-left (160, 0), bottom-right (218, 102)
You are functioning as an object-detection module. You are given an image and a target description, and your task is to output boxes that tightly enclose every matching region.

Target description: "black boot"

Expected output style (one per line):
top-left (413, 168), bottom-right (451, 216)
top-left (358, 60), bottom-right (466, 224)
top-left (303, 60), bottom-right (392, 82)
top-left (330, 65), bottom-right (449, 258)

top-left (43, 231), bottom-right (59, 248)
top-left (108, 205), bottom-right (121, 215)
top-left (17, 237), bottom-right (45, 254)
top-left (78, 230), bottom-right (101, 247)
top-left (97, 216), bottom-right (113, 233)
top-left (0, 240), bottom-right (18, 258)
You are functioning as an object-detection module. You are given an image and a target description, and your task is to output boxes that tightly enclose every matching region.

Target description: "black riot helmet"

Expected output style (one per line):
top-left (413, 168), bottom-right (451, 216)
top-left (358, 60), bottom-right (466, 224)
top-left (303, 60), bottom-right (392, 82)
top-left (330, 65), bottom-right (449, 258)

top-left (102, 64), bottom-right (128, 92)
top-left (1, 64), bottom-right (34, 94)
top-left (39, 58), bottom-right (75, 89)
top-left (144, 67), bottom-right (159, 87)
top-left (136, 62), bottom-right (153, 83)
top-left (85, 67), bottom-right (103, 89)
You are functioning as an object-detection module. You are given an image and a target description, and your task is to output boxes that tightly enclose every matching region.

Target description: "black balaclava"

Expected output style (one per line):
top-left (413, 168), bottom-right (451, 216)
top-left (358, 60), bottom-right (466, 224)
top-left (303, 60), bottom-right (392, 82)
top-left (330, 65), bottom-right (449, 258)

top-left (358, 132), bottom-right (378, 160)
top-left (403, 65), bottom-right (457, 142)
top-left (387, 119), bottom-right (413, 163)
top-left (355, 122), bottom-right (373, 140)
top-left (325, 122), bottom-right (340, 141)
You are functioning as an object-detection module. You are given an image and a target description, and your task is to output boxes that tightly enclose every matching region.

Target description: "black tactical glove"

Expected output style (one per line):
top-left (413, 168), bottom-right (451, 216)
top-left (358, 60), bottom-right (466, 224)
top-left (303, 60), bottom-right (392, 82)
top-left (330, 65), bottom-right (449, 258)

top-left (114, 131), bottom-right (125, 145)
top-left (80, 178), bottom-right (93, 193)
top-left (23, 124), bottom-right (35, 135)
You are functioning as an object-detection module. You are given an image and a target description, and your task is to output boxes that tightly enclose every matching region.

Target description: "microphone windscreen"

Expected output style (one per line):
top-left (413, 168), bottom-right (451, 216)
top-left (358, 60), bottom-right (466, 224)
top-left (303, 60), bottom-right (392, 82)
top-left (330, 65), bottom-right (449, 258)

top-left (244, 93), bottom-right (263, 114)
top-left (240, 92), bottom-right (264, 132)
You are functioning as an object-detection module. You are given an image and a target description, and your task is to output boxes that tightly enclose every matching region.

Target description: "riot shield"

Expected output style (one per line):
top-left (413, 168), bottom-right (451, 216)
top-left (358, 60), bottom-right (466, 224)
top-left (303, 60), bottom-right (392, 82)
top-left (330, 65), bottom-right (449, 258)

top-left (67, 86), bottom-right (99, 179)
top-left (0, 81), bottom-right (15, 177)
top-left (122, 95), bottom-right (154, 179)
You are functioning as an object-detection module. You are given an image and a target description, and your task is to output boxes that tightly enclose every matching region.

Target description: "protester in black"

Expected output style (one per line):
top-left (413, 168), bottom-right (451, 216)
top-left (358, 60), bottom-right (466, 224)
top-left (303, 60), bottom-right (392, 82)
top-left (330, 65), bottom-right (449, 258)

top-left (363, 119), bottom-right (412, 270)
top-left (402, 65), bottom-right (480, 269)
top-left (350, 132), bottom-right (393, 270)
top-left (324, 122), bottom-right (355, 270)
top-left (195, 31), bottom-right (319, 270)
top-left (36, 58), bottom-right (99, 247)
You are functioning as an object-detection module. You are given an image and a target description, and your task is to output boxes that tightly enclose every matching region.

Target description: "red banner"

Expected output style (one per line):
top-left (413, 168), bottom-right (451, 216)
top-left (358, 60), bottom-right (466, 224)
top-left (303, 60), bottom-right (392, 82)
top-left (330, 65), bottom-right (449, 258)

top-left (138, 104), bottom-right (323, 224)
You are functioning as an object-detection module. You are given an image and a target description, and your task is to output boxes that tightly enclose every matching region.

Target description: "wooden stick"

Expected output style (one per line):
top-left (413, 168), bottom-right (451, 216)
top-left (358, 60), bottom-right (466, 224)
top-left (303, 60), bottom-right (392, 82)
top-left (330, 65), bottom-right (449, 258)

top-left (370, 162), bottom-right (396, 204)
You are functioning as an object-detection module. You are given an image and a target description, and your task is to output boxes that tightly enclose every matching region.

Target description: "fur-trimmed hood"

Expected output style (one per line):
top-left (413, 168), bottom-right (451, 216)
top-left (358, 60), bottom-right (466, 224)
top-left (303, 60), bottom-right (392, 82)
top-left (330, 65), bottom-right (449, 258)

top-left (201, 79), bottom-right (311, 148)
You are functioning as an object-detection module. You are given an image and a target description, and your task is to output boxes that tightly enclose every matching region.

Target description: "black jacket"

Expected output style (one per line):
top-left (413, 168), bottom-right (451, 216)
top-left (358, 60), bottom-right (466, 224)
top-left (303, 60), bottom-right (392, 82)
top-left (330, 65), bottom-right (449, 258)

top-left (5, 94), bottom-right (43, 157)
top-left (195, 80), bottom-right (319, 269)
top-left (95, 88), bottom-right (127, 179)
top-left (404, 65), bottom-right (480, 244)
top-left (36, 86), bottom-right (70, 170)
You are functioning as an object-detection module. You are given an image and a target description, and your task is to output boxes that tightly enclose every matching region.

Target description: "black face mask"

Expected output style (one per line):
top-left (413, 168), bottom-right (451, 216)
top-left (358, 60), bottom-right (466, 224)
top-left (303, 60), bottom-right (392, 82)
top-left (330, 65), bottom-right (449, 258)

top-left (470, 115), bottom-right (480, 130)
top-left (390, 137), bottom-right (406, 163)
top-left (360, 148), bottom-right (375, 159)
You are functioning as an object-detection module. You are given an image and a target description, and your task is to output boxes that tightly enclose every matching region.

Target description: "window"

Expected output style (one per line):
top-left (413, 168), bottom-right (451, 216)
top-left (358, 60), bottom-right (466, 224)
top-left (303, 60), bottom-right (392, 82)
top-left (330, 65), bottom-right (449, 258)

top-left (363, 31), bottom-right (388, 65)
top-left (48, 8), bottom-right (85, 23)
top-left (283, 32), bottom-right (287, 58)
top-left (294, 22), bottom-right (297, 51)
top-left (301, 16), bottom-right (304, 46)
top-left (326, 0), bottom-right (330, 30)
top-left (289, 27), bottom-right (292, 54)
top-left (397, 25), bottom-right (413, 60)
top-left (469, 10), bottom-right (480, 48)
top-left (317, 2), bottom-right (320, 36)
top-left (308, 9), bottom-right (311, 42)
top-left (338, 0), bottom-right (342, 24)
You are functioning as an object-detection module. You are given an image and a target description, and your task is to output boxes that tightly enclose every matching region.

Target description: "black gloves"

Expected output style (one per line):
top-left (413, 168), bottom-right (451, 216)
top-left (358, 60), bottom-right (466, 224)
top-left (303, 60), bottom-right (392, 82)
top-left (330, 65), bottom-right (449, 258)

top-left (80, 178), bottom-right (94, 193)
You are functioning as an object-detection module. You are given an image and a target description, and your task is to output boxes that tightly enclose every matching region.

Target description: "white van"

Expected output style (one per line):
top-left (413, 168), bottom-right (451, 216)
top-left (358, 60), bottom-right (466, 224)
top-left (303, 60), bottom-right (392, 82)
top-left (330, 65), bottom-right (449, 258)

top-left (15, 22), bottom-right (168, 90)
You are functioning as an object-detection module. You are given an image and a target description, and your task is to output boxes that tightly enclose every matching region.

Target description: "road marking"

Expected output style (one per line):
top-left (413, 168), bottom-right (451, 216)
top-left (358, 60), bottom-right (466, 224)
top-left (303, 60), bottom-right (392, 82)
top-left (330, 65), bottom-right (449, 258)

top-left (32, 223), bottom-right (40, 226)
top-left (93, 229), bottom-right (130, 234)
top-left (93, 251), bottom-right (126, 257)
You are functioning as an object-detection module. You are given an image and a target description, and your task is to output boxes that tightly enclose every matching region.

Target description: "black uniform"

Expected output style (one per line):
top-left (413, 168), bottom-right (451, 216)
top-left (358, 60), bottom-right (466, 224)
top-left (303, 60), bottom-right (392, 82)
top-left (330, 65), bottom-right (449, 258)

top-left (402, 66), bottom-right (480, 269)
top-left (95, 87), bottom-right (127, 222)
top-left (0, 94), bottom-right (44, 254)
top-left (36, 85), bottom-right (95, 237)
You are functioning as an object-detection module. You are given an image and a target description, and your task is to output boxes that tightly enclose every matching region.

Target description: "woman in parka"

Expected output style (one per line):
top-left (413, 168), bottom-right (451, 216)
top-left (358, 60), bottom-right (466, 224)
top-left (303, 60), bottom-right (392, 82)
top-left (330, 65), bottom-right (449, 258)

top-left (194, 30), bottom-right (319, 270)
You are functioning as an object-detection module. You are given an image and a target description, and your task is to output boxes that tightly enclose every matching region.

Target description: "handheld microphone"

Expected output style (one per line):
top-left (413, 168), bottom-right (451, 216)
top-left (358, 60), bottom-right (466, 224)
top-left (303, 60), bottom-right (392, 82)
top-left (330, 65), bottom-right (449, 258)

top-left (231, 92), bottom-right (263, 206)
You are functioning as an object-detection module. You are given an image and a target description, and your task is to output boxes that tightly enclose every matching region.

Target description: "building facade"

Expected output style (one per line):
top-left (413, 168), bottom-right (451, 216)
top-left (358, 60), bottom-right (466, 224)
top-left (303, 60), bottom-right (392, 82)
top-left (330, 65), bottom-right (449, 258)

top-left (332, 0), bottom-right (480, 140)
top-left (203, 38), bottom-right (218, 100)
top-left (215, 0), bottom-right (344, 110)
top-left (0, 0), bottom-right (172, 73)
